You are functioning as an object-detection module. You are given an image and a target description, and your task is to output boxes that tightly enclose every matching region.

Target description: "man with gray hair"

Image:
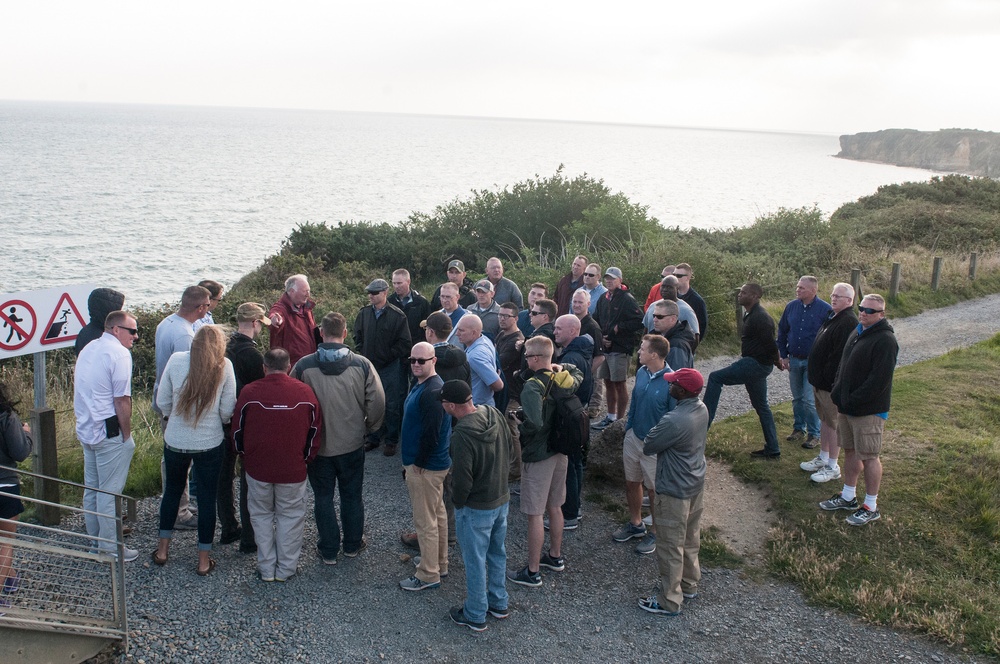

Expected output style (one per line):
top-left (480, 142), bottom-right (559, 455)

top-left (776, 276), bottom-right (832, 448)
top-left (268, 274), bottom-right (318, 367)
top-left (485, 257), bottom-right (523, 310)
top-left (801, 283), bottom-right (858, 483)
top-left (572, 288), bottom-right (606, 418)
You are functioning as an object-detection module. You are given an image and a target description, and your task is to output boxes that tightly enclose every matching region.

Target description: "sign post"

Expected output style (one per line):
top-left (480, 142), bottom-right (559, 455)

top-left (2, 285), bottom-right (96, 525)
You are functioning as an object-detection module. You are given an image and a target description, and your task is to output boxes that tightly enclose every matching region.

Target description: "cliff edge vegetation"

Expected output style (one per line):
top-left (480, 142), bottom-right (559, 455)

top-left (838, 128), bottom-right (1000, 177)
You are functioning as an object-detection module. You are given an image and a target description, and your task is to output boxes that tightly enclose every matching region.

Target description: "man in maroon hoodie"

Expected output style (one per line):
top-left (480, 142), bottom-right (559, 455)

top-left (233, 349), bottom-right (322, 582)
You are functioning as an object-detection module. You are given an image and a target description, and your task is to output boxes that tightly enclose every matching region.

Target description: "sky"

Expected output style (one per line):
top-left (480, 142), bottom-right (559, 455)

top-left (2, 0), bottom-right (997, 135)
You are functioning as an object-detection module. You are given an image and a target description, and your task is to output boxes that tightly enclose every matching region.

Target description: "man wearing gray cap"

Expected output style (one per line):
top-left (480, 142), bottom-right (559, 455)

top-left (430, 259), bottom-right (477, 311)
top-left (354, 278), bottom-right (411, 457)
top-left (592, 267), bottom-right (644, 431)
top-left (467, 279), bottom-right (502, 340)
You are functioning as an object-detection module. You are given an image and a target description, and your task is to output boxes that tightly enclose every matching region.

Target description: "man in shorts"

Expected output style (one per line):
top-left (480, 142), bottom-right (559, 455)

top-left (819, 294), bottom-right (898, 526)
top-left (592, 267), bottom-right (644, 430)
top-left (507, 336), bottom-right (582, 587)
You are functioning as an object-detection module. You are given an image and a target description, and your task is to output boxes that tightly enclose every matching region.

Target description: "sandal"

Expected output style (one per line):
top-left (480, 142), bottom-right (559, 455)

top-left (196, 559), bottom-right (217, 576)
top-left (151, 550), bottom-right (168, 566)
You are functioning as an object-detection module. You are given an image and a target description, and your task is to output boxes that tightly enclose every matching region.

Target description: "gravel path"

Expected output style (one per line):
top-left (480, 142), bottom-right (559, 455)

top-left (107, 295), bottom-right (1000, 663)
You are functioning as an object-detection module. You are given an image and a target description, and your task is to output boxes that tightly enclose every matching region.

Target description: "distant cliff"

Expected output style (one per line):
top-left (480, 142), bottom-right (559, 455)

top-left (837, 129), bottom-right (1000, 178)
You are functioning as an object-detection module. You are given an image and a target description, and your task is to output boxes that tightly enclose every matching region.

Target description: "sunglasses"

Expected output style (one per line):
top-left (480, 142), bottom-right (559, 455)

top-left (858, 306), bottom-right (883, 314)
top-left (408, 357), bottom-right (434, 365)
top-left (651, 314), bottom-right (671, 320)
top-left (115, 325), bottom-right (139, 336)
top-left (529, 310), bottom-right (544, 317)
top-left (583, 272), bottom-right (596, 278)
top-left (673, 273), bottom-right (689, 278)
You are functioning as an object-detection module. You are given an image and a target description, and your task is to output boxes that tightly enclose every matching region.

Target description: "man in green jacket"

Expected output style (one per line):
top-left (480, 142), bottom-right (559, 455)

top-left (440, 380), bottom-right (511, 631)
top-left (507, 336), bottom-right (583, 588)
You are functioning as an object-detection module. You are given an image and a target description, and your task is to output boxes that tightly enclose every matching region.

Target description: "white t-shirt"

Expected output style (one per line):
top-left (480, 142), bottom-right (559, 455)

top-left (74, 332), bottom-right (132, 446)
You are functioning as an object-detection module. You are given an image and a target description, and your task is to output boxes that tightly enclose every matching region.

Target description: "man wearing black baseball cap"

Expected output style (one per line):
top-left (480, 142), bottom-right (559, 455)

top-left (439, 380), bottom-right (511, 631)
top-left (639, 367), bottom-right (709, 617)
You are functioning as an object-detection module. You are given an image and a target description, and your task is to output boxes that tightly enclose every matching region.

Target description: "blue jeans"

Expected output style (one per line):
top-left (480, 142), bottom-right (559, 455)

top-left (376, 359), bottom-right (403, 445)
top-left (704, 357), bottom-right (779, 455)
top-left (455, 503), bottom-right (509, 623)
top-left (788, 357), bottom-right (820, 437)
top-left (307, 447), bottom-right (365, 559)
top-left (82, 434), bottom-right (136, 552)
top-left (159, 443), bottom-right (224, 550)
top-left (561, 452), bottom-right (584, 521)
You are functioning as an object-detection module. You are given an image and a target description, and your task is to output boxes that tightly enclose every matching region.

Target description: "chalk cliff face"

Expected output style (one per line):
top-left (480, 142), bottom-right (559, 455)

top-left (837, 129), bottom-right (1000, 178)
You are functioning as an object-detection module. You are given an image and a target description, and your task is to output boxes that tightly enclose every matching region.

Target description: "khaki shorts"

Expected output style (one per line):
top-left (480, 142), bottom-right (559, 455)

top-left (813, 389), bottom-right (840, 429)
top-left (622, 428), bottom-right (656, 490)
top-left (520, 454), bottom-right (568, 516)
top-left (837, 413), bottom-right (885, 461)
top-left (596, 352), bottom-right (628, 382)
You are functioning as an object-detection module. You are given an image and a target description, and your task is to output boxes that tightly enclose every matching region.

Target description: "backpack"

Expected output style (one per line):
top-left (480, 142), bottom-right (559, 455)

top-left (531, 371), bottom-right (588, 457)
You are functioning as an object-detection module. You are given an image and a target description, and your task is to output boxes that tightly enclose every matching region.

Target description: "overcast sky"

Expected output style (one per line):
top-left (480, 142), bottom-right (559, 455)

top-left (2, 0), bottom-right (996, 134)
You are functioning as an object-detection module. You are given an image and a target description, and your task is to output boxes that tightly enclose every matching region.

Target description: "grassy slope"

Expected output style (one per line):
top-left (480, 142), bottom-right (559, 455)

top-left (708, 334), bottom-right (1000, 656)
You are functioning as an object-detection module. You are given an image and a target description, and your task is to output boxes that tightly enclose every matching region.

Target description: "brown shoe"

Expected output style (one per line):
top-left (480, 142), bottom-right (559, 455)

top-left (802, 435), bottom-right (820, 449)
top-left (363, 440), bottom-right (380, 453)
top-left (401, 532), bottom-right (420, 550)
top-left (383, 443), bottom-right (398, 457)
top-left (785, 430), bottom-right (805, 442)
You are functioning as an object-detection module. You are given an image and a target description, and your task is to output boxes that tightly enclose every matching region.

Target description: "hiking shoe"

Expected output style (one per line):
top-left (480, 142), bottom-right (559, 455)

top-left (819, 493), bottom-right (859, 511)
top-left (400, 532), bottom-right (420, 550)
top-left (810, 465), bottom-right (841, 483)
top-left (383, 443), bottom-right (398, 457)
top-left (539, 551), bottom-right (565, 571)
top-left (802, 435), bottom-right (820, 449)
top-left (750, 448), bottom-right (780, 459)
top-left (343, 538), bottom-right (368, 558)
top-left (400, 575), bottom-right (440, 591)
top-left (412, 556), bottom-right (448, 577)
top-left (450, 606), bottom-right (487, 632)
top-left (591, 415), bottom-right (614, 431)
top-left (487, 606), bottom-right (509, 619)
top-left (635, 533), bottom-right (656, 555)
top-left (638, 596), bottom-right (681, 616)
top-left (800, 455), bottom-right (825, 472)
top-left (785, 430), bottom-right (805, 442)
top-left (613, 521), bottom-right (647, 542)
top-left (846, 506), bottom-right (881, 526)
top-left (507, 566), bottom-right (542, 587)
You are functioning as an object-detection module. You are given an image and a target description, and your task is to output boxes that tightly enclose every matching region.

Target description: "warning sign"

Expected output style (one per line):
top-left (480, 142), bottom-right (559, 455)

top-left (0, 300), bottom-right (36, 352)
top-left (0, 285), bottom-right (98, 360)
top-left (40, 292), bottom-right (87, 346)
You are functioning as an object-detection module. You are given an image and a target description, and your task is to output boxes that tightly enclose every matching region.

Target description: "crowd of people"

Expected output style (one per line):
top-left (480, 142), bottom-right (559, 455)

top-left (0, 256), bottom-right (899, 629)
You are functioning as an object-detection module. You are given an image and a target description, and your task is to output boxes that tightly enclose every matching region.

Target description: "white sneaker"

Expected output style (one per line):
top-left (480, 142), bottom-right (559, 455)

top-left (799, 455), bottom-right (825, 472)
top-left (100, 546), bottom-right (139, 562)
top-left (810, 465), bottom-right (841, 483)
top-left (642, 514), bottom-right (653, 526)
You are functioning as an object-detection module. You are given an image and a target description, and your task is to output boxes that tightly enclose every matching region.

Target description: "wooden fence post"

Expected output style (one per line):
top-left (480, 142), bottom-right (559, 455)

top-left (850, 269), bottom-right (862, 309)
top-left (931, 256), bottom-right (943, 291)
top-left (889, 262), bottom-right (901, 299)
top-left (969, 252), bottom-right (978, 280)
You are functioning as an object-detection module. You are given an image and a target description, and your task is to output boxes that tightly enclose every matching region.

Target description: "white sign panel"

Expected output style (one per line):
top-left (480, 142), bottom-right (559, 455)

top-left (0, 285), bottom-right (97, 359)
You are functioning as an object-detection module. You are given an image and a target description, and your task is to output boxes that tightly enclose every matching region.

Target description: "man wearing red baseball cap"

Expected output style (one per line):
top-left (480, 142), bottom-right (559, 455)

top-left (638, 367), bottom-right (709, 617)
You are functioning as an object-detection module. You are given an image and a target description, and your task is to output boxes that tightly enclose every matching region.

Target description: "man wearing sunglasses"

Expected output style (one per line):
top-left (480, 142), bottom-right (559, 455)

top-left (292, 312), bottom-right (385, 563)
top-left (673, 263), bottom-right (708, 342)
top-left (821, 294), bottom-right (898, 526)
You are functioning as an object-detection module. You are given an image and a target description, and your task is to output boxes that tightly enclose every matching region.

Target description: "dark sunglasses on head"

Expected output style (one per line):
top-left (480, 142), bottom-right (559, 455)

top-left (115, 326), bottom-right (139, 336)
top-left (408, 356), bottom-right (434, 365)
top-left (858, 306), bottom-right (883, 314)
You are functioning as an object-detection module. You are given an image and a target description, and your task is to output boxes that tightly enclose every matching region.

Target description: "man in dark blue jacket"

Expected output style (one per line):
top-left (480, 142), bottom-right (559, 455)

top-left (552, 314), bottom-right (594, 531)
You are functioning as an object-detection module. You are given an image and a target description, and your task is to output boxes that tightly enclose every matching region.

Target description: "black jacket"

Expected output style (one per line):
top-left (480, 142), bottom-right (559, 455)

top-left (353, 303), bottom-right (412, 371)
top-left (594, 286), bottom-right (644, 354)
top-left (557, 335), bottom-right (595, 404)
top-left (831, 319), bottom-right (898, 416)
top-left (226, 332), bottom-right (265, 396)
top-left (74, 288), bottom-right (125, 355)
top-left (579, 314), bottom-right (604, 358)
top-left (434, 343), bottom-right (471, 385)
top-left (430, 278), bottom-right (477, 311)
top-left (741, 303), bottom-right (780, 366)
top-left (808, 309), bottom-right (859, 392)
top-left (678, 287), bottom-right (708, 340)
top-left (662, 319), bottom-right (696, 370)
top-left (388, 289), bottom-right (430, 346)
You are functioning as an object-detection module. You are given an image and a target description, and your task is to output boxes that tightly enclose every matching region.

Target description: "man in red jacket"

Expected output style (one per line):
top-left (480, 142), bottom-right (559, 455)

top-left (233, 349), bottom-right (322, 582)
top-left (268, 274), bottom-right (319, 367)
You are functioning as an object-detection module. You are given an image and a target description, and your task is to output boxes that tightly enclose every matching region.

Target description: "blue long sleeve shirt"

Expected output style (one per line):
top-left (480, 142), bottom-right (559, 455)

top-left (626, 364), bottom-right (675, 440)
top-left (776, 297), bottom-right (832, 359)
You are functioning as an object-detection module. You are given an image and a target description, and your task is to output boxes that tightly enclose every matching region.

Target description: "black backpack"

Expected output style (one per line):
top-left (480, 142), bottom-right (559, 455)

top-left (531, 371), bottom-right (588, 457)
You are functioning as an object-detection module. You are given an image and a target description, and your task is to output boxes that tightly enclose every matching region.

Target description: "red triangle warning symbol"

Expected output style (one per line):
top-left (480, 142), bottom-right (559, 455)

top-left (40, 292), bottom-right (87, 345)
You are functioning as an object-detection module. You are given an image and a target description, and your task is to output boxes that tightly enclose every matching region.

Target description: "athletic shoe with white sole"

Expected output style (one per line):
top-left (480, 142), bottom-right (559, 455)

top-left (846, 505), bottom-right (881, 526)
top-left (799, 455), bottom-right (826, 472)
top-left (819, 493), bottom-right (859, 511)
top-left (810, 465), bottom-right (841, 483)
top-left (613, 521), bottom-right (647, 542)
top-left (638, 596), bottom-right (680, 616)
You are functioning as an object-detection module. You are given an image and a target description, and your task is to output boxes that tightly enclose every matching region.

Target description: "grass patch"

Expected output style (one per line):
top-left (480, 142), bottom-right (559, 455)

top-left (708, 334), bottom-right (1000, 656)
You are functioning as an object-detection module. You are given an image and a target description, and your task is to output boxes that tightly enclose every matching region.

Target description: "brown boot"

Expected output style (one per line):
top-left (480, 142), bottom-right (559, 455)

top-left (383, 443), bottom-right (398, 457)
top-left (400, 532), bottom-right (419, 550)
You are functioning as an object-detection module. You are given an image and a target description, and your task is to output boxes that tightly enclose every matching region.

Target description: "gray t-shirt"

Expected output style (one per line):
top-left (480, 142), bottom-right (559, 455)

top-left (152, 313), bottom-right (195, 414)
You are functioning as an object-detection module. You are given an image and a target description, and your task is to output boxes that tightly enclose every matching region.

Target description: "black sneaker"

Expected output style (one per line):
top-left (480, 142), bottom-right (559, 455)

top-left (488, 606), bottom-right (509, 619)
top-left (450, 606), bottom-right (487, 632)
top-left (819, 493), bottom-right (859, 511)
top-left (507, 566), bottom-right (542, 587)
top-left (749, 448), bottom-right (781, 459)
top-left (539, 551), bottom-right (565, 571)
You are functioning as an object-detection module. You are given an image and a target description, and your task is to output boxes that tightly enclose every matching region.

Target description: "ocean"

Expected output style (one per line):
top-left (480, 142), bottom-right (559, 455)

top-left (1, 100), bottom-right (936, 304)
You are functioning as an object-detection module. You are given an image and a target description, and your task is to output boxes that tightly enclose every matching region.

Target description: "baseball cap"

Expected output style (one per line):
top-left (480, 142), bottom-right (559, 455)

top-left (235, 303), bottom-right (271, 326)
top-left (604, 267), bottom-right (623, 280)
top-left (421, 311), bottom-right (453, 335)
top-left (438, 380), bottom-right (472, 404)
top-left (474, 279), bottom-right (494, 293)
top-left (663, 368), bottom-right (704, 393)
top-left (447, 259), bottom-right (466, 273)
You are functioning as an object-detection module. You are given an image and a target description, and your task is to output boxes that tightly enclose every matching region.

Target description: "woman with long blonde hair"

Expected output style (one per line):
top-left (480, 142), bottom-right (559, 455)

top-left (154, 325), bottom-right (236, 575)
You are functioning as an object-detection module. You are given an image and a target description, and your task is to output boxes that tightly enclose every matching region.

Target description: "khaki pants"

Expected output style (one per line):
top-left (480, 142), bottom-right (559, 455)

top-left (247, 477), bottom-right (307, 580)
top-left (405, 465), bottom-right (449, 583)
top-left (653, 490), bottom-right (703, 613)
